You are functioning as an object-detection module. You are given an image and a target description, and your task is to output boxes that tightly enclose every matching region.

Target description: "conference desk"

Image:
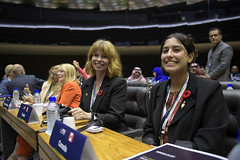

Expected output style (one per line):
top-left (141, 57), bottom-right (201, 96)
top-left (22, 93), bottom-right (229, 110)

top-left (38, 126), bottom-right (153, 160)
top-left (0, 104), bottom-right (45, 159)
top-left (0, 103), bottom-right (87, 159)
top-left (0, 102), bottom-right (153, 160)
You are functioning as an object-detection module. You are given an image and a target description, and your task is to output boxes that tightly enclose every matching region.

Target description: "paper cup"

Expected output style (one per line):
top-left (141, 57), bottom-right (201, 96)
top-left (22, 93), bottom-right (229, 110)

top-left (32, 103), bottom-right (44, 116)
top-left (63, 117), bottom-right (76, 130)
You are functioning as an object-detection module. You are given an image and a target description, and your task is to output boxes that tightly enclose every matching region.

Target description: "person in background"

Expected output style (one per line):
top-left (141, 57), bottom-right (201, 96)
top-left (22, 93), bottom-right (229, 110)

top-left (142, 33), bottom-right (228, 156)
top-left (152, 67), bottom-right (168, 85)
top-left (22, 65), bottom-right (62, 104)
top-left (230, 65), bottom-right (240, 78)
top-left (190, 63), bottom-right (205, 78)
top-left (73, 60), bottom-right (90, 80)
top-left (205, 28), bottom-right (233, 81)
top-left (0, 64), bottom-right (14, 95)
top-left (57, 63), bottom-right (82, 109)
top-left (127, 67), bottom-right (146, 82)
top-left (200, 66), bottom-right (206, 76)
top-left (7, 64), bottom-right (81, 160)
top-left (6, 64), bottom-right (45, 98)
top-left (69, 39), bottom-right (128, 132)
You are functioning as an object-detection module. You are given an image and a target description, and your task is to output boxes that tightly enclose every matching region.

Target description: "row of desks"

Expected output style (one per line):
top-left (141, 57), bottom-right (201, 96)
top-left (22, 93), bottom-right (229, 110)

top-left (0, 104), bottom-right (153, 160)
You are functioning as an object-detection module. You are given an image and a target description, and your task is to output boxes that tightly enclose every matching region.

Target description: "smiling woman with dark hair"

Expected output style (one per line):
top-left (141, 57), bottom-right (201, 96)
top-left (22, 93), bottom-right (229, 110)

top-left (142, 33), bottom-right (228, 156)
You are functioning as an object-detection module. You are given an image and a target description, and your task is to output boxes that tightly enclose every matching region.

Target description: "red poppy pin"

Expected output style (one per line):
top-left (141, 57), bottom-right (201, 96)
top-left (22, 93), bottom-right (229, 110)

top-left (98, 90), bottom-right (103, 96)
top-left (182, 90), bottom-right (191, 99)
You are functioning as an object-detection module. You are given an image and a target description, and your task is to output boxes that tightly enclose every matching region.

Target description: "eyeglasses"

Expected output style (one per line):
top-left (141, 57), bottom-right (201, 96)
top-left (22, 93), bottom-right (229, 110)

top-left (51, 72), bottom-right (58, 77)
top-left (58, 69), bottom-right (65, 73)
top-left (209, 34), bottom-right (219, 38)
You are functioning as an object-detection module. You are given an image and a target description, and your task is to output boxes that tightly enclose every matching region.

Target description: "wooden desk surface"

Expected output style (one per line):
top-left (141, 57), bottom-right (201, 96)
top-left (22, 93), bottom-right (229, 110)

top-left (0, 102), bottom-right (153, 160)
top-left (38, 126), bottom-right (153, 160)
top-left (0, 104), bottom-right (89, 151)
top-left (0, 106), bottom-right (43, 150)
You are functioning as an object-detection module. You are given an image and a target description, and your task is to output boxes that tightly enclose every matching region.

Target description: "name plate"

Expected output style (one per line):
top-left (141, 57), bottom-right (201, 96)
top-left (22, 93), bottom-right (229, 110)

top-left (49, 120), bottom-right (97, 160)
top-left (17, 103), bottom-right (40, 124)
top-left (3, 97), bottom-right (17, 110)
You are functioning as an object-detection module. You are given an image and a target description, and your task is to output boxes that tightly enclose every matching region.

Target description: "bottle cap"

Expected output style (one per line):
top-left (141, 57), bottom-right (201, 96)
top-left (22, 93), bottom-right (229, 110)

top-left (228, 84), bottom-right (233, 87)
top-left (49, 97), bottom-right (56, 102)
top-left (14, 88), bottom-right (18, 90)
top-left (35, 90), bottom-right (39, 93)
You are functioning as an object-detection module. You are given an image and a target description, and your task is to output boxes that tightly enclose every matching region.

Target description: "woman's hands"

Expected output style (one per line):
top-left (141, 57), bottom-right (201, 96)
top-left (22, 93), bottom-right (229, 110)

top-left (69, 108), bottom-right (92, 120)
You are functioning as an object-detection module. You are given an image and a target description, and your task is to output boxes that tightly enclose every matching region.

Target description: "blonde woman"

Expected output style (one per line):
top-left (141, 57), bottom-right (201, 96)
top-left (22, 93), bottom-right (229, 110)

top-left (0, 64), bottom-right (14, 95)
top-left (57, 63), bottom-right (82, 108)
top-left (69, 39), bottom-right (128, 132)
top-left (22, 65), bottom-right (62, 103)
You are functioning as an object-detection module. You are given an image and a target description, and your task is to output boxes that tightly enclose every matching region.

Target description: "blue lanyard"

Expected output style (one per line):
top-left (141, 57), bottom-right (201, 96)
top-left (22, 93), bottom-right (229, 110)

top-left (90, 81), bottom-right (101, 110)
top-left (159, 75), bottom-right (189, 135)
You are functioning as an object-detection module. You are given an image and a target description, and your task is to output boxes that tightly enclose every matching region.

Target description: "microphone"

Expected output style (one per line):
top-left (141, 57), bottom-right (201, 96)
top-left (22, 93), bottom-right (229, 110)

top-left (58, 104), bottom-right (72, 119)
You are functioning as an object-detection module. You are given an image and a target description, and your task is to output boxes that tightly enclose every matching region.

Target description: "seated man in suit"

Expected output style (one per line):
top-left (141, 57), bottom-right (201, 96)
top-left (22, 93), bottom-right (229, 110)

top-left (6, 64), bottom-right (45, 98)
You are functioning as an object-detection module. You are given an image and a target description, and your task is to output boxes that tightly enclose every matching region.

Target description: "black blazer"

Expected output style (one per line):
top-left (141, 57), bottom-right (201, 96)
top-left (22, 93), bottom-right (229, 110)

top-left (142, 73), bottom-right (229, 155)
top-left (80, 75), bottom-right (128, 132)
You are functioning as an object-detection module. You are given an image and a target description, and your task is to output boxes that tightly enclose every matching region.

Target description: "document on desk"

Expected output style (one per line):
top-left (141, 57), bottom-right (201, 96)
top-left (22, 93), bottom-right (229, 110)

top-left (124, 143), bottom-right (228, 160)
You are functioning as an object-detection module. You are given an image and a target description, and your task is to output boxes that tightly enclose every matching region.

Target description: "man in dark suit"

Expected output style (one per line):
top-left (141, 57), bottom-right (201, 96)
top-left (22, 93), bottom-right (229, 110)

top-left (205, 28), bottom-right (233, 81)
top-left (6, 64), bottom-right (45, 98)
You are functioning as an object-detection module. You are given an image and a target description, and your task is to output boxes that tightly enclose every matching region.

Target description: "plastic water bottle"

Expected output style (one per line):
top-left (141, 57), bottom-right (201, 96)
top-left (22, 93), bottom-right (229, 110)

top-left (13, 88), bottom-right (19, 104)
top-left (46, 97), bottom-right (60, 135)
top-left (226, 84), bottom-right (233, 90)
top-left (33, 90), bottom-right (41, 104)
top-left (228, 129), bottom-right (240, 160)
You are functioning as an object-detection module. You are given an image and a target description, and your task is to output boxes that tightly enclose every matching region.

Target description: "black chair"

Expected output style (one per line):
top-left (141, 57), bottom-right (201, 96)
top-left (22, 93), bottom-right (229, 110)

top-left (120, 86), bottom-right (151, 138)
top-left (126, 81), bottom-right (148, 87)
top-left (220, 81), bottom-right (240, 90)
top-left (222, 89), bottom-right (240, 156)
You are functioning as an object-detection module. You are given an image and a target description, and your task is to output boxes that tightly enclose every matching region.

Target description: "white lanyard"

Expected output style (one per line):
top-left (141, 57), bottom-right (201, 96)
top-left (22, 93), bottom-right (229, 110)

top-left (161, 75), bottom-right (189, 134)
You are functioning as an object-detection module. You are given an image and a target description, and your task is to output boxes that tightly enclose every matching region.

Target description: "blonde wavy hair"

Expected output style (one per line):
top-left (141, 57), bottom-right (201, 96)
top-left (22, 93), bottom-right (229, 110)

top-left (59, 63), bottom-right (77, 83)
top-left (3, 64), bottom-right (13, 79)
top-left (85, 39), bottom-right (123, 78)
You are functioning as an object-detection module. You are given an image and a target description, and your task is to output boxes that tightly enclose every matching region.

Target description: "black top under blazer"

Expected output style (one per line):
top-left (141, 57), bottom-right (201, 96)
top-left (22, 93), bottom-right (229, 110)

top-left (80, 75), bottom-right (128, 132)
top-left (142, 73), bottom-right (229, 155)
